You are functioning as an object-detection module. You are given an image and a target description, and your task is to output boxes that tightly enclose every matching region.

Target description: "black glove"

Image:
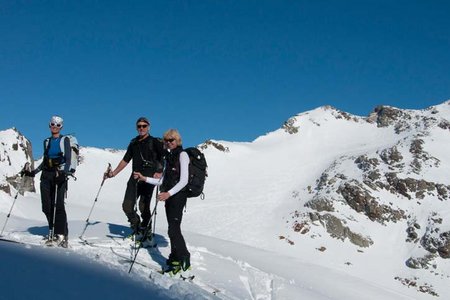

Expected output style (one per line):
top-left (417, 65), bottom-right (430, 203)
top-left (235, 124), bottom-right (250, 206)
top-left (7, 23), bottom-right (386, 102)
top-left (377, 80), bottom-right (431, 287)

top-left (55, 171), bottom-right (68, 184)
top-left (21, 170), bottom-right (35, 177)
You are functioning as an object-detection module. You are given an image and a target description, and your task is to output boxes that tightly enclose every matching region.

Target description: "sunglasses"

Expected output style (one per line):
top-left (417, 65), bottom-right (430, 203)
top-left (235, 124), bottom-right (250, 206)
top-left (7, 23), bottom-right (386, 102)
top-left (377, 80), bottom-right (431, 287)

top-left (164, 138), bottom-right (175, 143)
top-left (137, 124), bottom-right (148, 129)
top-left (50, 123), bottom-right (62, 128)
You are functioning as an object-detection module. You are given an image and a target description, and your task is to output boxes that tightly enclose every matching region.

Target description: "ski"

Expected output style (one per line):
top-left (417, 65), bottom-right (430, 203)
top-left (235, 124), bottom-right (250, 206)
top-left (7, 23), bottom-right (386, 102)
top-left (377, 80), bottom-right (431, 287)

top-left (109, 247), bottom-right (221, 295)
top-left (77, 236), bottom-right (131, 250)
top-left (180, 274), bottom-right (196, 281)
top-left (110, 246), bottom-right (162, 271)
top-left (78, 236), bottom-right (95, 246)
top-left (0, 236), bottom-right (65, 248)
top-left (0, 237), bottom-right (26, 245)
top-left (152, 270), bottom-right (220, 295)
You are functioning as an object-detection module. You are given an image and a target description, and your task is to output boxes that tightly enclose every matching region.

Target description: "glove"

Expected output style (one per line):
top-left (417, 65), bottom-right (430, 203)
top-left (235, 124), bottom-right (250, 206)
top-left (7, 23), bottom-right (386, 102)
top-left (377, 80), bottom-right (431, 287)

top-left (21, 170), bottom-right (35, 177)
top-left (55, 171), bottom-right (68, 184)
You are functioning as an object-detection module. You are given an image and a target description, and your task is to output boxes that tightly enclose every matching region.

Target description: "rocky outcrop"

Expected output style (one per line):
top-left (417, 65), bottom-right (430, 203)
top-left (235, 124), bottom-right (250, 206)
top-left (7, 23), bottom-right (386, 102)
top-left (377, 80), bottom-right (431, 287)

top-left (282, 117), bottom-right (299, 134)
top-left (371, 106), bottom-right (413, 133)
top-left (199, 140), bottom-right (230, 152)
top-left (418, 214), bottom-right (450, 260)
top-left (0, 128), bottom-right (35, 194)
top-left (384, 173), bottom-right (449, 201)
top-left (438, 240), bottom-right (450, 259)
top-left (406, 253), bottom-right (437, 269)
top-left (378, 147), bottom-right (403, 167)
top-left (338, 181), bottom-right (405, 223)
top-left (305, 196), bottom-right (335, 212)
top-left (311, 212), bottom-right (373, 247)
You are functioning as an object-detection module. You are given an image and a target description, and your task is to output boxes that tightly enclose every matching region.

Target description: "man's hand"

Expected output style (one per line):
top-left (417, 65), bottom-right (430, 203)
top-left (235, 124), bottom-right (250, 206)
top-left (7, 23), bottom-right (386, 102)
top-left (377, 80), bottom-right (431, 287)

top-left (104, 170), bottom-right (114, 179)
top-left (20, 170), bottom-right (35, 177)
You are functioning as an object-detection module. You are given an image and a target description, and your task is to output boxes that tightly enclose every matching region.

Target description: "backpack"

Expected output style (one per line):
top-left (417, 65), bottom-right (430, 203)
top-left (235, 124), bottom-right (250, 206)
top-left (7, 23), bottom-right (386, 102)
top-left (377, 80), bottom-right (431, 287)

top-left (44, 134), bottom-right (80, 174)
top-left (184, 147), bottom-right (208, 198)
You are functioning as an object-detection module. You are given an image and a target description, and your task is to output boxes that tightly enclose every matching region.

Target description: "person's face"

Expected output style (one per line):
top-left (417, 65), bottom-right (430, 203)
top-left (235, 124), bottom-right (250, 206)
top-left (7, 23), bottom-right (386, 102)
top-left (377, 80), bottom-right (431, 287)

top-left (136, 122), bottom-right (149, 136)
top-left (49, 122), bottom-right (62, 134)
top-left (164, 136), bottom-right (177, 150)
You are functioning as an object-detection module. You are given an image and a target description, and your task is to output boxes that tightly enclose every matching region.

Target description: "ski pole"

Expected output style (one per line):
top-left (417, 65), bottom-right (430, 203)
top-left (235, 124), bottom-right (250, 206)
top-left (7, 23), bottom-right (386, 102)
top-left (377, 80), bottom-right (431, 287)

top-left (0, 163), bottom-right (30, 237)
top-left (131, 177), bottom-right (140, 251)
top-left (128, 162), bottom-right (165, 273)
top-left (151, 186), bottom-right (159, 241)
top-left (128, 187), bottom-right (160, 274)
top-left (49, 175), bottom-right (59, 243)
top-left (79, 163), bottom-right (111, 239)
top-left (150, 161), bottom-right (165, 242)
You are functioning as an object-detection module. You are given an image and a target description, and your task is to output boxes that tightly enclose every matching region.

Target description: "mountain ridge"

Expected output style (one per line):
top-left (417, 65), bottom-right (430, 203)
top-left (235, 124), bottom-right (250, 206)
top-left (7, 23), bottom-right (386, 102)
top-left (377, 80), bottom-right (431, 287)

top-left (1, 100), bottom-right (450, 298)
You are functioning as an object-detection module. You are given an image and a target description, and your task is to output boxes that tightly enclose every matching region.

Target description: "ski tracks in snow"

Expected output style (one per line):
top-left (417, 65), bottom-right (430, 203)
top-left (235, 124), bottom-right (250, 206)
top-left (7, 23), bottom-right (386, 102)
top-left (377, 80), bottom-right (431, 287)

top-left (192, 245), bottom-right (282, 300)
top-left (3, 231), bottom-right (288, 299)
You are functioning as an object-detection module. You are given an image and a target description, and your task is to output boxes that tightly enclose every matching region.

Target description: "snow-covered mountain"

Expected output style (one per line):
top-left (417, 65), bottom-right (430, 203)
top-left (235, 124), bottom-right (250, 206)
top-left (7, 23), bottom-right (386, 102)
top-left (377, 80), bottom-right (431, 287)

top-left (1, 100), bottom-right (449, 299)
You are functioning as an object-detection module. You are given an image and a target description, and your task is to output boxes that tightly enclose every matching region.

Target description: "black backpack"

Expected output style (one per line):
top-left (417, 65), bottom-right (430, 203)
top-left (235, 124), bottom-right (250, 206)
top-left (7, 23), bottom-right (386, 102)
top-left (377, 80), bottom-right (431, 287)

top-left (184, 147), bottom-right (208, 198)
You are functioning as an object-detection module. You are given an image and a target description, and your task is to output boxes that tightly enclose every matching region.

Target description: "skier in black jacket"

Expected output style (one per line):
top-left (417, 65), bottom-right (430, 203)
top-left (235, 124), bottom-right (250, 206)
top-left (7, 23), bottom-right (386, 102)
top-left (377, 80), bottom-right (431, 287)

top-left (105, 117), bottom-right (164, 242)
top-left (134, 128), bottom-right (191, 274)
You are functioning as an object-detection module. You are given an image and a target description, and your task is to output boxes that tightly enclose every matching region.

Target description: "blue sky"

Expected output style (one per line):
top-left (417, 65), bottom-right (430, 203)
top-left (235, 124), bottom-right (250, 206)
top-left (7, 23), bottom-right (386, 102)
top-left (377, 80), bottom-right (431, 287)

top-left (1, 0), bottom-right (449, 157)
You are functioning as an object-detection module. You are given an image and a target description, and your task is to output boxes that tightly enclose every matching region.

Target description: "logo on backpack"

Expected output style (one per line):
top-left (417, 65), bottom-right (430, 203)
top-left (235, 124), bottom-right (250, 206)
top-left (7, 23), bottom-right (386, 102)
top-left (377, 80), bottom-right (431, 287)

top-left (184, 147), bottom-right (208, 198)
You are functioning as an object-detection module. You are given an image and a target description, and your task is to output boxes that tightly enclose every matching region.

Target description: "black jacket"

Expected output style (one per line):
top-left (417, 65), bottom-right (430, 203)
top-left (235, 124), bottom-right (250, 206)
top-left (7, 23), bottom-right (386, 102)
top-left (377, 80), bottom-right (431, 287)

top-left (160, 146), bottom-right (183, 193)
top-left (123, 135), bottom-right (164, 176)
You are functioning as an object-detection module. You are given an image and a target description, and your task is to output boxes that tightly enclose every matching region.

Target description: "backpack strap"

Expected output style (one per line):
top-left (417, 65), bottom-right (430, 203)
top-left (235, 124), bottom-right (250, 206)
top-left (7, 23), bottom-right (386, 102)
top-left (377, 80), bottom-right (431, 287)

top-left (60, 135), bottom-right (72, 173)
top-left (43, 137), bottom-right (51, 157)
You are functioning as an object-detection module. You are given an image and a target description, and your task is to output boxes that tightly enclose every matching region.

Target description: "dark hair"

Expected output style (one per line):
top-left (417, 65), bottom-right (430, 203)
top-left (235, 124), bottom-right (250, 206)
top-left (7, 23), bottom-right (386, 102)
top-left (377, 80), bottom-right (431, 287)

top-left (136, 117), bottom-right (149, 125)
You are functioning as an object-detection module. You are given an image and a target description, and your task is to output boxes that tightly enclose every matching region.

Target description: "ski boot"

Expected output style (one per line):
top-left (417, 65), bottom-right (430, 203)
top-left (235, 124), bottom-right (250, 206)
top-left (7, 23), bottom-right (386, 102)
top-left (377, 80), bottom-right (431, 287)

top-left (163, 261), bottom-right (182, 276)
top-left (44, 234), bottom-right (59, 246)
top-left (180, 255), bottom-right (191, 272)
top-left (57, 235), bottom-right (69, 248)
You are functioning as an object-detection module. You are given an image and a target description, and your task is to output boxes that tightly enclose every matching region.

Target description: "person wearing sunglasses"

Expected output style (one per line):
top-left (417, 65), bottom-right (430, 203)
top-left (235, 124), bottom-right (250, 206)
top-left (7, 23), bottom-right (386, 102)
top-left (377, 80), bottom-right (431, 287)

top-left (134, 129), bottom-right (191, 274)
top-left (21, 115), bottom-right (71, 248)
top-left (105, 117), bottom-right (164, 244)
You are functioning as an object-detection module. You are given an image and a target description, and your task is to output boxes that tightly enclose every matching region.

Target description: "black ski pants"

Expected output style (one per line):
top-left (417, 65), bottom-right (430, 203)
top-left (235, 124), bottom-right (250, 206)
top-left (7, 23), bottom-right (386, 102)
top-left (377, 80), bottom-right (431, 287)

top-left (122, 176), bottom-right (155, 231)
top-left (40, 170), bottom-right (68, 236)
top-left (165, 191), bottom-right (190, 261)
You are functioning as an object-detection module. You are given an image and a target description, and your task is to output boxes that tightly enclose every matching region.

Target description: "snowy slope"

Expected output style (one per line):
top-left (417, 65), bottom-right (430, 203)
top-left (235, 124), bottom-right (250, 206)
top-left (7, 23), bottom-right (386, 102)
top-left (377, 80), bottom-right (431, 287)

top-left (1, 101), bottom-right (450, 299)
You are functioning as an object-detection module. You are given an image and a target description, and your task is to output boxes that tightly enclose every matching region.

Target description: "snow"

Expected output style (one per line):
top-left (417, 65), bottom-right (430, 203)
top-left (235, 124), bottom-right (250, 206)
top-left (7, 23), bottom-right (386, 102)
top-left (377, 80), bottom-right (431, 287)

top-left (1, 102), bottom-right (450, 299)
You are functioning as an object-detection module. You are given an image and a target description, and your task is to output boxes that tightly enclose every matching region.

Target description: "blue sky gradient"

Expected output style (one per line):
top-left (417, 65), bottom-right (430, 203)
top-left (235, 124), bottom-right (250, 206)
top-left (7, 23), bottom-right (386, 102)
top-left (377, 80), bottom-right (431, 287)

top-left (1, 0), bottom-right (449, 157)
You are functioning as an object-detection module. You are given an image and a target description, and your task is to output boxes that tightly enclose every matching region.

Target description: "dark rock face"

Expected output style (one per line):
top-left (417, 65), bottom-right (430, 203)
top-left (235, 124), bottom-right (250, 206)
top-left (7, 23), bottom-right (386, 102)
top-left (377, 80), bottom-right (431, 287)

top-left (406, 254), bottom-right (437, 269)
top-left (384, 173), bottom-right (449, 201)
top-left (338, 182), bottom-right (405, 223)
top-left (419, 214), bottom-right (450, 260)
top-left (287, 101), bottom-right (450, 275)
top-left (0, 128), bottom-right (35, 195)
top-left (200, 140), bottom-right (230, 152)
top-left (0, 183), bottom-right (11, 194)
top-left (355, 155), bottom-right (380, 172)
top-left (437, 120), bottom-right (450, 131)
top-left (373, 106), bottom-right (413, 133)
top-left (305, 196), bottom-right (335, 212)
top-left (6, 174), bottom-right (35, 195)
top-left (282, 117), bottom-right (299, 134)
top-left (438, 241), bottom-right (450, 259)
top-left (307, 212), bottom-right (373, 248)
top-left (379, 147), bottom-right (403, 166)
